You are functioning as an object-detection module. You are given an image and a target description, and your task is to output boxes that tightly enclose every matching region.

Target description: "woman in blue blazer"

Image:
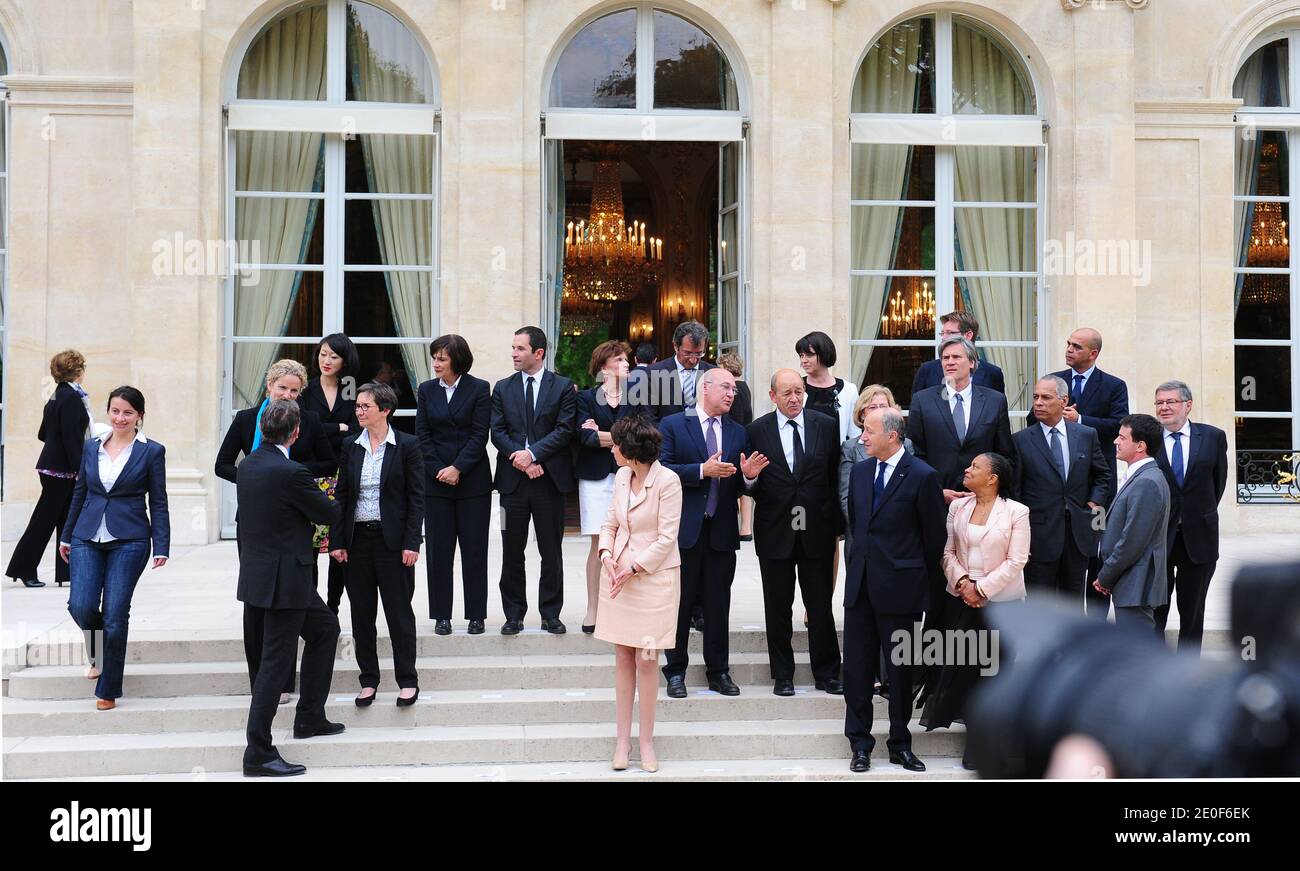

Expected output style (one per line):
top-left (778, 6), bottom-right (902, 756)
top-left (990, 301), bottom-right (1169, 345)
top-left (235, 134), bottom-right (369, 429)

top-left (59, 386), bottom-right (169, 710)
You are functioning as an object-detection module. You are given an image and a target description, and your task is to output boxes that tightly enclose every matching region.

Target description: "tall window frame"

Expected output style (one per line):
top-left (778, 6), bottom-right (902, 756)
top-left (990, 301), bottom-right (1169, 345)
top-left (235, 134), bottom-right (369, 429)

top-left (0, 37), bottom-right (9, 499)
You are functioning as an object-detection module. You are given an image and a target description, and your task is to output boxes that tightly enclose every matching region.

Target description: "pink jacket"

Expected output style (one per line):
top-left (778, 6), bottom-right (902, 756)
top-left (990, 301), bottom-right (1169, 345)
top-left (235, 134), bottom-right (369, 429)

top-left (942, 496), bottom-right (1030, 602)
top-left (599, 461), bottom-right (683, 575)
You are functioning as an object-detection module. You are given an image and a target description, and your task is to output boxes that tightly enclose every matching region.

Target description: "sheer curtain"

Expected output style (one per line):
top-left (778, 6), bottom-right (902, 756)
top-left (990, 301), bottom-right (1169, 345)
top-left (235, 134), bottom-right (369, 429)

top-left (850, 23), bottom-right (922, 389)
top-left (234, 5), bottom-right (327, 408)
top-left (1232, 42), bottom-right (1286, 314)
top-left (349, 5), bottom-right (436, 389)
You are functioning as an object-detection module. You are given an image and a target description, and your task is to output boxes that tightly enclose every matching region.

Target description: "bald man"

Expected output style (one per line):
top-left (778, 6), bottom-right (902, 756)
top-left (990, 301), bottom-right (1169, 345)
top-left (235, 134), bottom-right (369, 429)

top-left (743, 369), bottom-right (844, 697)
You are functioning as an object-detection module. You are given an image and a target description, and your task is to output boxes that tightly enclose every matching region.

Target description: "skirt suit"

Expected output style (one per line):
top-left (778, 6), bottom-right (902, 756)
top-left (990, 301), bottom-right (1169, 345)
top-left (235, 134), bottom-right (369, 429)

top-left (595, 461), bottom-right (682, 650)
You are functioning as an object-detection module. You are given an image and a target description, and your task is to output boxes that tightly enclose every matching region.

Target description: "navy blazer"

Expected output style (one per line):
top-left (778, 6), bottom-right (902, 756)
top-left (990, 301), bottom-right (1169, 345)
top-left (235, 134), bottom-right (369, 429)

top-left (36, 382), bottom-right (90, 474)
top-left (64, 436), bottom-right (171, 558)
top-left (330, 428), bottom-right (426, 553)
top-left (574, 387), bottom-right (642, 481)
top-left (416, 373), bottom-right (492, 500)
top-left (1036, 368), bottom-right (1129, 474)
top-left (844, 451), bottom-right (946, 615)
top-left (1153, 422), bottom-right (1228, 565)
top-left (659, 411), bottom-right (747, 551)
top-left (911, 357), bottom-right (1006, 397)
top-left (906, 384), bottom-right (1017, 491)
top-left (490, 369), bottom-right (577, 494)
top-left (1012, 420), bottom-right (1111, 563)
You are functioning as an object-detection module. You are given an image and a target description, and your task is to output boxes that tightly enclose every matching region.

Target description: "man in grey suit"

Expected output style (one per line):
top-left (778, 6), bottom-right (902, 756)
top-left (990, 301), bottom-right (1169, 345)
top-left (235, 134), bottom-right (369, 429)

top-left (1093, 414), bottom-right (1170, 631)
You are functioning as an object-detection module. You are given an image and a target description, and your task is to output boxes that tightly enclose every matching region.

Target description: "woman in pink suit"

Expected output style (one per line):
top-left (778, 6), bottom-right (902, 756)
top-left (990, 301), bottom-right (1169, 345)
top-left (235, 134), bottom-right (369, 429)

top-left (596, 415), bottom-right (682, 773)
top-left (922, 452), bottom-right (1029, 766)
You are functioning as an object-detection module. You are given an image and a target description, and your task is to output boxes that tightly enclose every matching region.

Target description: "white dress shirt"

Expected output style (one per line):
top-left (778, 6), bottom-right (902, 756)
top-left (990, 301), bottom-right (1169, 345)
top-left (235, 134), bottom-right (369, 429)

top-left (1162, 421), bottom-right (1192, 479)
top-left (354, 426), bottom-right (395, 522)
top-left (442, 375), bottom-right (461, 404)
top-left (777, 411), bottom-right (806, 471)
top-left (1118, 456), bottom-right (1155, 493)
top-left (947, 381), bottom-right (973, 433)
top-left (275, 444), bottom-right (290, 459)
top-left (1039, 420), bottom-right (1070, 478)
top-left (91, 432), bottom-right (148, 543)
top-left (1068, 365), bottom-right (1096, 399)
top-left (518, 368), bottom-right (543, 457)
top-left (875, 443), bottom-right (906, 489)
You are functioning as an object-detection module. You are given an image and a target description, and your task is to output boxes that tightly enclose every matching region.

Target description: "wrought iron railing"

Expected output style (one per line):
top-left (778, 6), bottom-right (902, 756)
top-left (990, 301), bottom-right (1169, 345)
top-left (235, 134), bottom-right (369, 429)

top-left (1236, 450), bottom-right (1300, 504)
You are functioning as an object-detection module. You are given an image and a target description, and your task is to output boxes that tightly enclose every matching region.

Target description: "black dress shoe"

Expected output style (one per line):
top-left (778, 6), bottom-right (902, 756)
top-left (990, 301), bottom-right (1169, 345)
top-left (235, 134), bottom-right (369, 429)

top-left (434, 619), bottom-right (452, 636)
top-left (12, 577), bottom-right (45, 588)
top-left (665, 676), bottom-right (687, 699)
top-left (541, 618), bottom-right (566, 635)
top-left (889, 749), bottom-right (926, 772)
top-left (396, 689), bottom-right (419, 708)
top-left (293, 719), bottom-right (346, 739)
top-left (849, 750), bottom-right (871, 773)
top-left (708, 674), bottom-right (741, 696)
top-left (690, 613), bottom-right (706, 632)
top-left (815, 678), bottom-right (845, 695)
top-left (467, 620), bottom-right (485, 635)
top-left (773, 679), bottom-right (795, 697)
top-left (500, 620), bottom-right (523, 636)
top-left (243, 756), bottom-right (306, 778)
top-left (961, 753), bottom-right (977, 771)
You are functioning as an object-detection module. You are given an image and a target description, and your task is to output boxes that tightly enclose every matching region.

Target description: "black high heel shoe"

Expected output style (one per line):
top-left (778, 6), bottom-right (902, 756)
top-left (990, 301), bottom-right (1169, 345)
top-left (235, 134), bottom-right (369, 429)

top-left (10, 577), bottom-right (45, 588)
top-left (355, 688), bottom-right (377, 707)
top-left (396, 689), bottom-right (419, 708)
top-left (582, 624), bottom-right (595, 634)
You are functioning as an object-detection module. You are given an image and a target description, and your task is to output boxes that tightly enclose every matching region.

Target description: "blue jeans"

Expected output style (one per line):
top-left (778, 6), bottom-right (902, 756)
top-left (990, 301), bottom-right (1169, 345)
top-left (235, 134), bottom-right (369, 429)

top-left (68, 537), bottom-right (150, 700)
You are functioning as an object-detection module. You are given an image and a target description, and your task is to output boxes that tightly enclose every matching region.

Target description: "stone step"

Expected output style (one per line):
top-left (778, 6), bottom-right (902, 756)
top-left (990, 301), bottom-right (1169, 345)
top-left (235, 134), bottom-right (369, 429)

top-left (6, 653), bottom-right (836, 700)
top-left (9, 757), bottom-right (975, 782)
top-left (0, 718), bottom-right (966, 779)
top-left (2, 685), bottom-right (894, 736)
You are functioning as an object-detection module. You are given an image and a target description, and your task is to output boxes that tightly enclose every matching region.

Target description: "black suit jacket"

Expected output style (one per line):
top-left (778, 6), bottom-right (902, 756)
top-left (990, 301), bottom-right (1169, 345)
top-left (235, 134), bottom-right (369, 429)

top-left (1153, 422), bottom-right (1228, 565)
top-left (728, 380), bottom-right (753, 427)
top-left (844, 451), bottom-right (946, 614)
top-left (416, 373), bottom-right (492, 499)
top-left (330, 428), bottom-right (426, 553)
top-left (490, 370), bottom-right (577, 494)
top-left (1036, 368), bottom-right (1129, 476)
top-left (235, 444), bottom-right (342, 609)
top-left (574, 387), bottom-right (641, 480)
top-left (299, 378), bottom-right (359, 464)
top-left (659, 411), bottom-right (747, 551)
top-left (35, 382), bottom-right (90, 474)
top-left (631, 358), bottom-right (716, 421)
top-left (912, 357), bottom-right (1006, 396)
top-left (906, 385), bottom-right (1016, 491)
top-left (1012, 420), bottom-right (1111, 563)
top-left (744, 409), bottom-right (844, 561)
top-left (215, 403), bottom-right (338, 483)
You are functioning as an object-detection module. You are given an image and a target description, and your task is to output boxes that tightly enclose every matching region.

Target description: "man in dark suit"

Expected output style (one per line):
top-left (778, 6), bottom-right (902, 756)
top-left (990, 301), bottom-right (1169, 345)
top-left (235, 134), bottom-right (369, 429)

top-left (843, 407), bottom-right (946, 773)
top-left (1013, 376), bottom-right (1111, 604)
top-left (1151, 380), bottom-right (1229, 652)
top-left (490, 326), bottom-right (577, 635)
top-left (236, 400), bottom-right (344, 778)
top-left (911, 310), bottom-right (1006, 397)
top-left (634, 342), bottom-right (657, 370)
top-left (630, 320), bottom-right (715, 420)
top-left (1036, 327), bottom-right (1129, 619)
top-left (742, 369), bottom-right (844, 697)
top-left (658, 367), bottom-right (749, 698)
top-left (907, 336), bottom-right (1015, 502)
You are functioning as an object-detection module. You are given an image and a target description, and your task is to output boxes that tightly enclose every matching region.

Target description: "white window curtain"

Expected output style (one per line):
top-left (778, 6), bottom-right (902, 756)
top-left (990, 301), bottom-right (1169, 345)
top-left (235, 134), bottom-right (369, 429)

top-left (349, 11), bottom-right (434, 390)
top-left (850, 23), bottom-right (922, 389)
top-left (1233, 43), bottom-right (1287, 314)
top-left (233, 5), bottom-right (328, 409)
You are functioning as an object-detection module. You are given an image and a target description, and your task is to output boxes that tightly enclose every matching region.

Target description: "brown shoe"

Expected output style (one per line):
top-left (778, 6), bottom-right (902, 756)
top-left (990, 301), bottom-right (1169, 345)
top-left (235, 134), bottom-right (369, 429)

top-left (95, 699), bottom-right (116, 711)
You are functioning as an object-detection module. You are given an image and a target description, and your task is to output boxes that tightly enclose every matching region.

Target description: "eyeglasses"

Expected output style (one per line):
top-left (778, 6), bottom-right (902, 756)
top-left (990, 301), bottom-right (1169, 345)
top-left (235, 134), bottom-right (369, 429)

top-left (678, 350), bottom-right (706, 359)
top-left (1153, 399), bottom-right (1189, 408)
top-left (355, 403), bottom-right (375, 412)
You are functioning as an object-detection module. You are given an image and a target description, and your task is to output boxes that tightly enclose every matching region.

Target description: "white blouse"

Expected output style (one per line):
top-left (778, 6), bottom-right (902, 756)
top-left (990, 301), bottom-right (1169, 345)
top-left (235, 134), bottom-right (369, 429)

top-left (92, 433), bottom-right (147, 543)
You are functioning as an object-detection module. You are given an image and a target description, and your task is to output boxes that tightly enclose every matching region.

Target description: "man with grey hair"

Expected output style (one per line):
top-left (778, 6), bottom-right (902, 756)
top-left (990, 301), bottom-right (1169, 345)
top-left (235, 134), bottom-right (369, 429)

top-left (1012, 376), bottom-right (1111, 604)
top-left (1151, 380), bottom-right (1228, 652)
top-left (906, 335), bottom-right (1015, 502)
top-left (635, 320), bottom-right (715, 420)
top-left (236, 399), bottom-right (344, 777)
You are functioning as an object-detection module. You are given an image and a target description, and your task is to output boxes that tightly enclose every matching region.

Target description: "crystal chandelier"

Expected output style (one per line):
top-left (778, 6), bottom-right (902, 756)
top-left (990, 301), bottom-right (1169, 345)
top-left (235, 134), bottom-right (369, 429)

top-left (1243, 140), bottom-right (1290, 305)
top-left (880, 279), bottom-right (936, 339)
top-left (560, 284), bottom-right (609, 337)
top-left (564, 160), bottom-right (663, 303)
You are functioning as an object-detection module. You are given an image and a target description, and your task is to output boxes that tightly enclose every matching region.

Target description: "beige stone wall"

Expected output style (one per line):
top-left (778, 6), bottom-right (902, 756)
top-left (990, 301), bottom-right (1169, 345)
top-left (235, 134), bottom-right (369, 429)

top-left (1, 0), bottom-right (1297, 542)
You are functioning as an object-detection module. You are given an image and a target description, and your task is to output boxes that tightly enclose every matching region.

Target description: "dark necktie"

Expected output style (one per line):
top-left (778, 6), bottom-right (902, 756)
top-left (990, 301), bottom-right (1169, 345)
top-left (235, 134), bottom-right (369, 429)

top-left (705, 417), bottom-right (719, 517)
top-left (1048, 426), bottom-right (1067, 480)
top-left (1071, 374), bottom-right (1084, 406)
top-left (874, 459), bottom-right (887, 504)
top-left (789, 419), bottom-right (804, 475)
top-left (524, 376), bottom-right (536, 446)
top-left (1171, 431), bottom-right (1185, 488)
top-left (952, 393), bottom-right (966, 442)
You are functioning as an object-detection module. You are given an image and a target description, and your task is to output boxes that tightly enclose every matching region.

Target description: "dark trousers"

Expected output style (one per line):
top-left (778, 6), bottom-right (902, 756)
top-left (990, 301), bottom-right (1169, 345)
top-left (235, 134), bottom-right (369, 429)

top-left (7, 474), bottom-right (75, 584)
top-left (425, 492), bottom-right (490, 620)
top-left (1114, 604), bottom-right (1155, 632)
top-left (1153, 531), bottom-right (1216, 652)
top-left (67, 537), bottom-right (150, 700)
top-left (243, 596), bottom-right (339, 766)
top-left (238, 533), bottom-right (297, 695)
top-left (663, 518), bottom-right (737, 681)
top-left (757, 532), bottom-right (840, 683)
top-left (323, 558), bottom-right (347, 613)
top-left (346, 524), bottom-right (419, 689)
top-left (1084, 555), bottom-right (1110, 620)
top-left (1024, 532), bottom-right (1089, 606)
top-left (844, 598), bottom-right (918, 754)
top-left (499, 476), bottom-right (566, 622)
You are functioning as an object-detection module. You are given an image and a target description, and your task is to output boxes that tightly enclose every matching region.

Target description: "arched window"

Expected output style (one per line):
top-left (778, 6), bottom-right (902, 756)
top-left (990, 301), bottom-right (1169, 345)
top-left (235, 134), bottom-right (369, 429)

top-left (849, 13), bottom-right (1043, 423)
top-left (1233, 31), bottom-right (1300, 499)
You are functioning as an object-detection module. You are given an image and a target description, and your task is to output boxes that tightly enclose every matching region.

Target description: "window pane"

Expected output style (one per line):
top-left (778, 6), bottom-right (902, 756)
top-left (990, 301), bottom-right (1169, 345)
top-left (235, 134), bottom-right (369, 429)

top-left (236, 197), bottom-right (324, 265)
top-left (346, 1), bottom-right (436, 104)
top-left (851, 144), bottom-right (935, 201)
top-left (232, 341), bottom-right (316, 410)
top-left (235, 131), bottom-right (324, 192)
top-left (956, 277), bottom-right (1036, 342)
top-left (977, 346), bottom-right (1036, 415)
top-left (955, 208), bottom-right (1036, 272)
top-left (237, 3), bottom-right (328, 101)
top-left (653, 10), bottom-right (737, 110)
top-left (851, 207), bottom-right (934, 270)
top-left (719, 277), bottom-right (739, 346)
top-left (850, 345), bottom-right (930, 410)
top-left (549, 9), bottom-right (636, 109)
top-left (1236, 201), bottom-right (1290, 268)
top-left (952, 15), bottom-right (1035, 115)
top-left (345, 271), bottom-right (433, 338)
top-left (1234, 274), bottom-right (1291, 339)
top-left (353, 344), bottom-right (425, 416)
top-left (720, 209), bottom-right (738, 274)
top-left (234, 271), bottom-right (323, 339)
top-left (1238, 130), bottom-right (1289, 197)
top-left (1235, 417), bottom-right (1298, 496)
top-left (1234, 38), bottom-right (1289, 107)
top-left (345, 199), bottom-right (432, 265)
top-left (955, 146), bottom-right (1035, 202)
top-left (346, 134), bottom-right (433, 194)
top-left (1235, 346), bottom-right (1293, 412)
top-left (852, 17), bottom-right (935, 114)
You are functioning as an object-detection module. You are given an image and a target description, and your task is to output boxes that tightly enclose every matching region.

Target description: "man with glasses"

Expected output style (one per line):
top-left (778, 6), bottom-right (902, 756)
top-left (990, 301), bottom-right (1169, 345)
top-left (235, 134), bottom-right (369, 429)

top-left (1151, 381), bottom-right (1228, 653)
top-left (911, 311), bottom-right (1006, 397)
top-left (634, 321), bottom-right (715, 420)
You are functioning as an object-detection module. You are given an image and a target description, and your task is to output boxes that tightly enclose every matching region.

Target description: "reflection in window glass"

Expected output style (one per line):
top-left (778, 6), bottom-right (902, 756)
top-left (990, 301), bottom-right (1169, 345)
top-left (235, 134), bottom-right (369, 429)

top-left (652, 10), bottom-right (737, 110)
top-left (852, 17), bottom-right (935, 114)
top-left (549, 10), bottom-right (637, 109)
top-left (1234, 38), bottom-right (1289, 107)
top-left (346, 1), bottom-right (436, 104)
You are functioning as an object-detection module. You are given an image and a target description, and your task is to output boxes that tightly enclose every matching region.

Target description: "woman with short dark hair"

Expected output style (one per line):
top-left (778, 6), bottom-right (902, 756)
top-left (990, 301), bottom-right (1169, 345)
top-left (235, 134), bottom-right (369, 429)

top-left (596, 414), bottom-right (682, 773)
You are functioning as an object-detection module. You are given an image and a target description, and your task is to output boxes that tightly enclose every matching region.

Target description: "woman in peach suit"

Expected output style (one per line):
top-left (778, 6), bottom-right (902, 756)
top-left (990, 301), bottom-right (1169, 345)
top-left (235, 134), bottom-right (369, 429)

top-left (922, 452), bottom-right (1029, 763)
top-left (596, 415), bottom-right (682, 773)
